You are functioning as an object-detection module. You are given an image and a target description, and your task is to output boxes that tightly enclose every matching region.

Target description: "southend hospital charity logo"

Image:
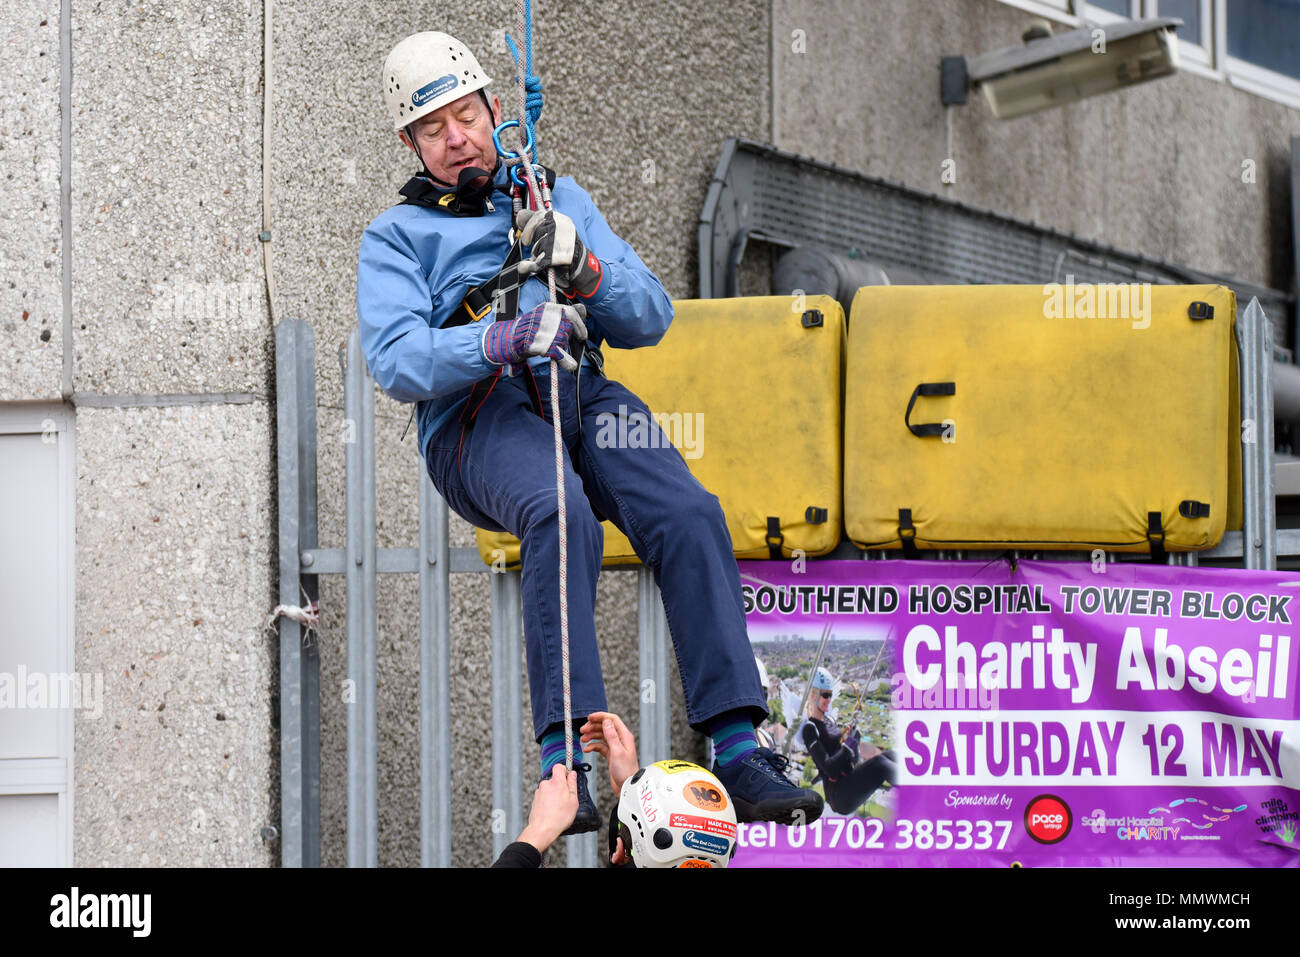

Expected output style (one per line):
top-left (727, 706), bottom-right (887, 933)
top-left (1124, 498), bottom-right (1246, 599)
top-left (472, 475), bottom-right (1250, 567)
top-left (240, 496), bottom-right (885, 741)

top-left (1083, 797), bottom-right (1248, 841)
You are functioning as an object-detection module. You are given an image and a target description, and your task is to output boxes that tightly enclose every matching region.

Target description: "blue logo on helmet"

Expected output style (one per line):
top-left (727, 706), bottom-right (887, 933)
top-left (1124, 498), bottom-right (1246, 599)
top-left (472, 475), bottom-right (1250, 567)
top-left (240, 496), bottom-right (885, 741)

top-left (411, 74), bottom-right (458, 108)
top-left (680, 830), bottom-right (730, 856)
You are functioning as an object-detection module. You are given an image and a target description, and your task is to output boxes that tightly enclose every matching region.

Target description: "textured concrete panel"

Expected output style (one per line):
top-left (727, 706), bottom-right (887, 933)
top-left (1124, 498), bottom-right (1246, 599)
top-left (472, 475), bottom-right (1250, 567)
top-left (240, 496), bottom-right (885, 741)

top-left (70, 0), bottom-right (268, 395)
top-left (773, 0), bottom-right (1298, 291)
top-left (74, 402), bottom-right (276, 866)
top-left (1, 2), bottom-right (62, 399)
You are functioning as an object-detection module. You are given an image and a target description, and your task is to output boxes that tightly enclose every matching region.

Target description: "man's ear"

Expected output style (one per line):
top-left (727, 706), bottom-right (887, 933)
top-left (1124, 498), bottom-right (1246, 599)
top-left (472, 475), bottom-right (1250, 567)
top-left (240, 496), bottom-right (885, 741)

top-left (398, 130), bottom-right (413, 152)
top-left (491, 94), bottom-right (502, 126)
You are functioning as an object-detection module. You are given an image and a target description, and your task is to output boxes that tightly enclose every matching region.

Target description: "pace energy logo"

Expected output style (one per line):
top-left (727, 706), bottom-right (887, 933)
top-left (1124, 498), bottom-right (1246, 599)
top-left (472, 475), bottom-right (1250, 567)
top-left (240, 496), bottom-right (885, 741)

top-left (1024, 794), bottom-right (1072, 844)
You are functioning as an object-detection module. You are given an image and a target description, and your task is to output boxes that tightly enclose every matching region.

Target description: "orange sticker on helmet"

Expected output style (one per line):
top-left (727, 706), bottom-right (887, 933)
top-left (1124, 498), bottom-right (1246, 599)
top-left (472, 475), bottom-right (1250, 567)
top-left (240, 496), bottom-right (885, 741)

top-left (684, 780), bottom-right (727, 812)
top-left (678, 859), bottom-right (713, 868)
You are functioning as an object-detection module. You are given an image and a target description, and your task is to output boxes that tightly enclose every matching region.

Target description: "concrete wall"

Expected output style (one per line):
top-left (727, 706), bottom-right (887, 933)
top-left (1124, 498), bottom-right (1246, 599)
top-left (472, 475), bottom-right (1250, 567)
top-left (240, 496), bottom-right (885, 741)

top-left (772, 0), bottom-right (1298, 294)
top-left (1, 2), bottom-right (62, 400)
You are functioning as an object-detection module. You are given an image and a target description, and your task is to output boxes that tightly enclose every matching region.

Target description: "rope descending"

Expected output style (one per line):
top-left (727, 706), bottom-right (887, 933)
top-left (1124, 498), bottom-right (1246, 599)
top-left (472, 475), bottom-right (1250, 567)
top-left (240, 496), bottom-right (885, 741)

top-left (505, 0), bottom-right (575, 773)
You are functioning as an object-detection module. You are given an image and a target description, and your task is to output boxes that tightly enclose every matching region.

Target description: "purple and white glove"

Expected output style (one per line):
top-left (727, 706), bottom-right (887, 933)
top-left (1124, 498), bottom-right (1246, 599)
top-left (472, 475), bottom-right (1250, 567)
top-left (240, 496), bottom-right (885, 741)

top-left (481, 301), bottom-right (588, 374)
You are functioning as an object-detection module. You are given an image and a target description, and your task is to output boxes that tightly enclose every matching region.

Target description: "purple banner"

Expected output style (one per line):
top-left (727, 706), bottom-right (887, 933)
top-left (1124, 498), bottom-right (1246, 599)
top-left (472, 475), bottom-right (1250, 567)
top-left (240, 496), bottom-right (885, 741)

top-left (731, 559), bottom-right (1300, 867)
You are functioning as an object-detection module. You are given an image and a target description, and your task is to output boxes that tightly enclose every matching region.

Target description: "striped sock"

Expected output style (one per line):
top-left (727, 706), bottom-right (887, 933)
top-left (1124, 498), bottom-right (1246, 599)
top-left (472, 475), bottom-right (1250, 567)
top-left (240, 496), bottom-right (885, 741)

top-left (540, 722), bottom-right (578, 777)
top-left (709, 712), bottom-right (758, 768)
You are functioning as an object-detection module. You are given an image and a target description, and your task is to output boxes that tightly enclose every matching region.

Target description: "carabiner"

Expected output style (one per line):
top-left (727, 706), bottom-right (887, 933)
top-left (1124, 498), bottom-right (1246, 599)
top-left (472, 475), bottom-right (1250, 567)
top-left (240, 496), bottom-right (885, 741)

top-left (509, 162), bottom-right (546, 189)
top-left (492, 119), bottom-right (535, 161)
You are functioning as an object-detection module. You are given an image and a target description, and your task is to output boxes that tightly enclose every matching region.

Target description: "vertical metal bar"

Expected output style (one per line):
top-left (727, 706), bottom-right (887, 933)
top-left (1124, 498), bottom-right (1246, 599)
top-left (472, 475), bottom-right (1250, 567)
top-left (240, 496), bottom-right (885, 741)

top-left (344, 331), bottom-right (365, 866)
top-left (419, 466), bottom-right (452, 867)
top-left (565, 808), bottom-right (598, 867)
top-left (491, 569), bottom-right (524, 860)
top-left (294, 321), bottom-right (321, 868)
top-left (637, 566), bottom-right (656, 766)
top-left (1251, 298), bottom-right (1277, 569)
top-left (637, 567), bottom-right (672, 766)
top-left (1289, 137), bottom-right (1300, 354)
top-left (1239, 304), bottom-right (1261, 569)
top-left (274, 320), bottom-right (304, 868)
top-left (359, 336), bottom-right (379, 866)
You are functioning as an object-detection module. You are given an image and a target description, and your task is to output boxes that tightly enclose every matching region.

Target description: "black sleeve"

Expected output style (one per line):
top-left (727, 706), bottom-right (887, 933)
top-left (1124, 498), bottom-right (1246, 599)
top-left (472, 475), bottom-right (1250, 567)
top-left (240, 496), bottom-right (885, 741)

top-left (803, 719), bottom-right (852, 782)
top-left (490, 841), bottom-right (543, 868)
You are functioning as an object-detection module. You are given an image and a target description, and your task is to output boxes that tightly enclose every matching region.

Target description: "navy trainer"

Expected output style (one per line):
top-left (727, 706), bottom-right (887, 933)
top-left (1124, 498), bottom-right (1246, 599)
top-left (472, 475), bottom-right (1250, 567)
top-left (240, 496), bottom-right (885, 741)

top-left (559, 761), bottom-right (600, 836)
top-left (712, 748), bottom-right (824, 826)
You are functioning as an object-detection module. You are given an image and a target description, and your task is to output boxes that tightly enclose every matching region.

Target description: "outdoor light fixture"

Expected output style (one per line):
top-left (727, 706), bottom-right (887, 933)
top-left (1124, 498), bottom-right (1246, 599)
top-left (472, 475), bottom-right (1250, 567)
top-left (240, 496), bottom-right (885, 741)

top-left (941, 16), bottom-right (1182, 120)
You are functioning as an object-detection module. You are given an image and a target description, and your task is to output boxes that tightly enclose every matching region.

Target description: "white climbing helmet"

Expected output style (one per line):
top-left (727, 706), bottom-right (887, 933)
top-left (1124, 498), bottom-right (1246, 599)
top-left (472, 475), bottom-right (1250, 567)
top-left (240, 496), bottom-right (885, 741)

top-left (382, 32), bottom-right (491, 131)
top-left (617, 760), bottom-right (738, 868)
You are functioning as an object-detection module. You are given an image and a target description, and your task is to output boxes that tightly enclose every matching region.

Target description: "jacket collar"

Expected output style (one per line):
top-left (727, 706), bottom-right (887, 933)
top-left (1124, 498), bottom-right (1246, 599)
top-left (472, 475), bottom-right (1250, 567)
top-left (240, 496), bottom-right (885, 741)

top-left (398, 159), bottom-right (557, 217)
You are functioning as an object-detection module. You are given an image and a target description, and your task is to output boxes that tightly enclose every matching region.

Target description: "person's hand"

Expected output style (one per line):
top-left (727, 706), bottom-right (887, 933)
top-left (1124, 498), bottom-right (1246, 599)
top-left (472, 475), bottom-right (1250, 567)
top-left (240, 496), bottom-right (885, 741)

top-left (516, 208), bottom-right (602, 298)
top-left (610, 835), bottom-right (629, 866)
top-left (580, 711), bottom-right (639, 795)
top-left (481, 301), bottom-right (588, 373)
top-left (516, 764), bottom-right (578, 855)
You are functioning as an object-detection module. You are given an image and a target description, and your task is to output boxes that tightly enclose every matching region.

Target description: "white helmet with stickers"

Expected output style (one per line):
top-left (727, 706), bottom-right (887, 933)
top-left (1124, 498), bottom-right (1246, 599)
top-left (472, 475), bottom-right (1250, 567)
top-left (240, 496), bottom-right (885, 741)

top-left (382, 32), bottom-right (491, 131)
top-left (811, 666), bottom-right (835, 692)
top-left (616, 760), bottom-right (738, 868)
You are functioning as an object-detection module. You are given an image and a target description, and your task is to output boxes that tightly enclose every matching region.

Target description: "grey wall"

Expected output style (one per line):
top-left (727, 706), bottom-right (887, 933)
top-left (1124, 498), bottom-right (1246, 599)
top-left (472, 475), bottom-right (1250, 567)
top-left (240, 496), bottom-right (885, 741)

top-left (772, 0), bottom-right (1298, 293)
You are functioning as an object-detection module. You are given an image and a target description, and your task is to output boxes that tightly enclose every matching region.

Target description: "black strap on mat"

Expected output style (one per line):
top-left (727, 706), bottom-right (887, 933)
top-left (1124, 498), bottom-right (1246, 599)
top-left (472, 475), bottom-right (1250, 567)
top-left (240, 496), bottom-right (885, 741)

top-left (1147, 511), bottom-right (1167, 563)
top-left (905, 382), bottom-right (956, 437)
top-left (766, 517), bottom-right (785, 559)
top-left (898, 508), bottom-right (920, 559)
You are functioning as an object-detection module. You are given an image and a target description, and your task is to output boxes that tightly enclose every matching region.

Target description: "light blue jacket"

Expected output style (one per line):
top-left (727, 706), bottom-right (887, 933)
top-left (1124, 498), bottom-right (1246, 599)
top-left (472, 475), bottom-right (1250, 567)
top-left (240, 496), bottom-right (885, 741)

top-left (356, 163), bottom-right (674, 458)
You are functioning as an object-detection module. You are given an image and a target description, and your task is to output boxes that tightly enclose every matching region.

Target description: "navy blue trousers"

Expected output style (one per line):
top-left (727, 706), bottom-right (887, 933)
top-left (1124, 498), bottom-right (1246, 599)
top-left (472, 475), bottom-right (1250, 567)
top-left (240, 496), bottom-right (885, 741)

top-left (425, 363), bottom-right (766, 740)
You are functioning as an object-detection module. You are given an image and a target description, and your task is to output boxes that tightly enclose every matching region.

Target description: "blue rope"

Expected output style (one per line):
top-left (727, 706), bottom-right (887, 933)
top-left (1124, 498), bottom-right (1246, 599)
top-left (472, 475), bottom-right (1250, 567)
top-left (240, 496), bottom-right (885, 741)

top-left (503, 33), bottom-right (543, 161)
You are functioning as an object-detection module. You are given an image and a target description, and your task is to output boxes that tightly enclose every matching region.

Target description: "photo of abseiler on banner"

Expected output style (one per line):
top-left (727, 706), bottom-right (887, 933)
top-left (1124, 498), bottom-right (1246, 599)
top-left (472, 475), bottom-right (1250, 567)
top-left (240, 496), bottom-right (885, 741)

top-left (733, 559), bottom-right (1300, 868)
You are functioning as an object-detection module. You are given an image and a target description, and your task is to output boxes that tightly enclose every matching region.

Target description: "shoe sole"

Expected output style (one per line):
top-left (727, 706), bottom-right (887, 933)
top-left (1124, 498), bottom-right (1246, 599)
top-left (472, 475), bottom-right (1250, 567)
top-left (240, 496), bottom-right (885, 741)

top-left (734, 792), bottom-right (825, 827)
top-left (561, 809), bottom-right (601, 836)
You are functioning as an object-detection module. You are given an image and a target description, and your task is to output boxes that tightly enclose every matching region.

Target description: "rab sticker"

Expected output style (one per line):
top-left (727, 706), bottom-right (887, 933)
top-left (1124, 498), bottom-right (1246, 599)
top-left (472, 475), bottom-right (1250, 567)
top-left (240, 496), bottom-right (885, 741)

top-left (1025, 794), bottom-right (1072, 844)
top-left (653, 760), bottom-right (703, 775)
top-left (685, 781), bottom-right (727, 812)
top-left (637, 780), bottom-right (659, 824)
top-left (411, 74), bottom-right (458, 108)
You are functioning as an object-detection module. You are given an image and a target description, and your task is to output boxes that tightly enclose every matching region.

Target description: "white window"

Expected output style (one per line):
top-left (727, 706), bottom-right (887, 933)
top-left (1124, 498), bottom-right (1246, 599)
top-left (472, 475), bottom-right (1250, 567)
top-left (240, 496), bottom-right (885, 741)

top-left (1221, 0), bottom-right (1300, 103)
top-left (1151, 0), bottom-right (1215, 69)
top-left (0, 405), bottom-right (75, 866)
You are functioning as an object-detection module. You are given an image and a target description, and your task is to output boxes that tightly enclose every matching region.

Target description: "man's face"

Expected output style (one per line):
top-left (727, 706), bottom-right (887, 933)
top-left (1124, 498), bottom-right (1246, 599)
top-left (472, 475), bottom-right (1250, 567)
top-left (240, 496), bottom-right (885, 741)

top-left (400, 91), bottom-right (501, 186)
